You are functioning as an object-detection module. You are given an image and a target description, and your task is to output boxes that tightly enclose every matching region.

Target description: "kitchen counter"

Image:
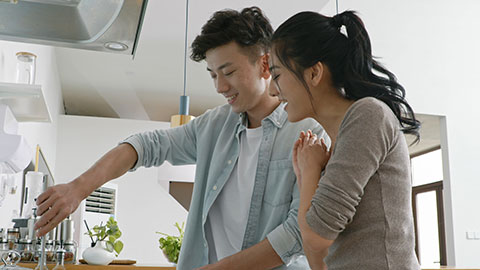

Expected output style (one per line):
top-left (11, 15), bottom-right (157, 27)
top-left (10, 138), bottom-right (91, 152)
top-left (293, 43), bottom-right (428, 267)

top-left (18, 263), bottom-right (175, 270)
top-left (422, 267), bottom-right (480, 270)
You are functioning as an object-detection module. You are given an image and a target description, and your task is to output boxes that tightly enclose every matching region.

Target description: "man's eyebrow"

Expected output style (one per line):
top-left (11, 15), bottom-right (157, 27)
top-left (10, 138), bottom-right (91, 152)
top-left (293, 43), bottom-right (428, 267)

top-left (206, 62), bottom-right (233, 72)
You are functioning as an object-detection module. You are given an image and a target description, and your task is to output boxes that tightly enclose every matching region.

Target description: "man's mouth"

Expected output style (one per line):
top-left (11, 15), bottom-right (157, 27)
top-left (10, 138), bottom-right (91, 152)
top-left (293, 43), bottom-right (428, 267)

top-left (226, 94), bottom-right (238, 104)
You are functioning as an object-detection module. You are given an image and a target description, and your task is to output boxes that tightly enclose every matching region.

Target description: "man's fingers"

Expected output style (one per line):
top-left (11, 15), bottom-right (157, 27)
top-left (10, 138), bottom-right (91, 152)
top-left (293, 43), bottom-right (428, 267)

top-left (36, 187), bottom-right (53, 206)
top-left (36, 208), bottom-right (69, 237)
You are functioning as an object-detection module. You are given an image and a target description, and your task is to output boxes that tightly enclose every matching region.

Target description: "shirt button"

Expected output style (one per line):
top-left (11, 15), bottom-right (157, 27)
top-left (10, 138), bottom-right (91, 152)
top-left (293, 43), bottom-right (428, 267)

top-left (227, 160), bottom-right (232, 165)
top-left (213, 185), bottom-right (217, 190)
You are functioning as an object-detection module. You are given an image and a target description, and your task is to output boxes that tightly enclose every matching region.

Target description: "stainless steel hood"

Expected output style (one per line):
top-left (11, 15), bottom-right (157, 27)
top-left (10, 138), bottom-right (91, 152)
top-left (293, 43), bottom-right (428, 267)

top-left (0, 0), bottom-right (148, 56)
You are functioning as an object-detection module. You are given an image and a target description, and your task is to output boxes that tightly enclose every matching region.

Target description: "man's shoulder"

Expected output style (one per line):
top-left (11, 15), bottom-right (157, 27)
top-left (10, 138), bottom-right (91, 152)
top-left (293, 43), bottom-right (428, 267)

top-left (195, 103), bottom-right (237, 124)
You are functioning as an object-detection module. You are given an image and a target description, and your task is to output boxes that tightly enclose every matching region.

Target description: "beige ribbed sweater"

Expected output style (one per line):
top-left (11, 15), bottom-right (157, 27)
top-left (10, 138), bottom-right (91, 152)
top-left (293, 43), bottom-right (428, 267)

top-left (306, 97), bottom-right (420, 270)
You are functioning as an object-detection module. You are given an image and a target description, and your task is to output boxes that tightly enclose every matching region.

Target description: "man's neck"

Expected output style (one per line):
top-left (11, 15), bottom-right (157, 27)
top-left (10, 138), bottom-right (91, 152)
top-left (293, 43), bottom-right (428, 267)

top-left (246, 98), bottom-right (281, 128)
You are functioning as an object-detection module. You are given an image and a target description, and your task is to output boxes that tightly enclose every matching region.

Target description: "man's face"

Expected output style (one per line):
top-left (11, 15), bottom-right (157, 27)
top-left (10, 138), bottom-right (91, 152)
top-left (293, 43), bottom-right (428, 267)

top-left (205, 42), bottom-right (270, 114)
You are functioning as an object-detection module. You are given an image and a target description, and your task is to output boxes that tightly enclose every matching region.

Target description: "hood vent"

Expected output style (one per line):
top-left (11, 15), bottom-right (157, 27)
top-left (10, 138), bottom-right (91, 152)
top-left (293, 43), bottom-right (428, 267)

top-left (0, 0), bottom-right (148, 56)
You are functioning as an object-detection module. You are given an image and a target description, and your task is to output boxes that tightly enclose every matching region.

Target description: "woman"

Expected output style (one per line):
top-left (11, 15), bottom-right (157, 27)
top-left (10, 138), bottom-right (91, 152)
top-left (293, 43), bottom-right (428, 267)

top-left (268, 11), bottom-right (421, 270)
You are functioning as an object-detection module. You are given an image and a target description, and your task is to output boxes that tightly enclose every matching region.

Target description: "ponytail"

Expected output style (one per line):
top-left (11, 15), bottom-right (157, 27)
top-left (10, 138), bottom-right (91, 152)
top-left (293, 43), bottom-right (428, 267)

top-left (272, 11), bottom-right (421, 142)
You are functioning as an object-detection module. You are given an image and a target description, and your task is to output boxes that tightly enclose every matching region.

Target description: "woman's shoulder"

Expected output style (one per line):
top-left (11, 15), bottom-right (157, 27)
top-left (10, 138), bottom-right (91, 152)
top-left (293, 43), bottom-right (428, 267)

top-left (344, 97), bottom-right (397, 125)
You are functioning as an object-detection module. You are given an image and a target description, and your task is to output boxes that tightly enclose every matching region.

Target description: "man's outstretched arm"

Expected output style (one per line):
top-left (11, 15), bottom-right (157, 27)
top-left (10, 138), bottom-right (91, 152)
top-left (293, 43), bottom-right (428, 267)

top-left (35, 143), bottom-right (138, 236)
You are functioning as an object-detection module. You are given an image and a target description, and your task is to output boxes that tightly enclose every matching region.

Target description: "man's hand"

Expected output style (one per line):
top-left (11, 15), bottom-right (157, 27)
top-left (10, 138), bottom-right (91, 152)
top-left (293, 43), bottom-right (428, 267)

top-left (34, 181), bottom-right (83, 236)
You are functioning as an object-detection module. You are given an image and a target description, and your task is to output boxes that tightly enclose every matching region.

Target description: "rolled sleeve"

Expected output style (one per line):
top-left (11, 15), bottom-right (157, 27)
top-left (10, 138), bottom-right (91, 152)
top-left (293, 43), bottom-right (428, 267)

top-left (267, 223), bottom-right (303, 265)
top-left (120, 135), bottom-right (145, 171)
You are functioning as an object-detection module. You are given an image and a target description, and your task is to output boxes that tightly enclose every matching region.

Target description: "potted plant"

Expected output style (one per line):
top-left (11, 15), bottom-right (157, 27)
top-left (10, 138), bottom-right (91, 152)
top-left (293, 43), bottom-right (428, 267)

top-left (156, 222), bottom-right (184, 264)
top-left (82, 217), bottom-right (124, 265)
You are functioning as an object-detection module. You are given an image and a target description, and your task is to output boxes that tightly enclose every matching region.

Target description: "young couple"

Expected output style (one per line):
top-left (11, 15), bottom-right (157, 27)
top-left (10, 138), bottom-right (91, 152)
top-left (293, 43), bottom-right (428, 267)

top-left (35, 6), bottom-right (420, 270)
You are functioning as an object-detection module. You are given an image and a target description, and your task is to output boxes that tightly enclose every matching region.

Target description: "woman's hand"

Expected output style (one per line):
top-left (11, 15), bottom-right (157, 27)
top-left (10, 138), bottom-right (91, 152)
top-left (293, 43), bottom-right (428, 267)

top-left (294, 130), bottom-right (331, 189)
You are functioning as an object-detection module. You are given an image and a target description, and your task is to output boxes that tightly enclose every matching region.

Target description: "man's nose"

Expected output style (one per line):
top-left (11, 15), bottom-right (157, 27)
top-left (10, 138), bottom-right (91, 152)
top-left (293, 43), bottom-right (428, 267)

top-left (216, 76), bottom-right (230, 94)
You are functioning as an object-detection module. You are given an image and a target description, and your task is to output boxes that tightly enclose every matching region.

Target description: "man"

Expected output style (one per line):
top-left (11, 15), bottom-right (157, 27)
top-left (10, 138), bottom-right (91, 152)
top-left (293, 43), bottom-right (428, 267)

top-left (35, 7), bottom-right (327, 269)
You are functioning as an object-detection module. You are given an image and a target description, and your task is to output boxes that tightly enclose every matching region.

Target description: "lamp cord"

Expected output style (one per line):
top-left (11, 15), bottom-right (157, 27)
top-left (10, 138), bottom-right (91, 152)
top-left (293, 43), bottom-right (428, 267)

top-left (183, 0), bottom-right (190, 96)
top-left (336, 0), bottom-right (339, 14)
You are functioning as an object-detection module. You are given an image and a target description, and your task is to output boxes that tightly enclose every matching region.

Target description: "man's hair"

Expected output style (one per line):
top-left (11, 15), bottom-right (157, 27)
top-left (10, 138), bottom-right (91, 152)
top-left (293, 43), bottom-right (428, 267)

top-left (190, 6), bottom-right (273, 62)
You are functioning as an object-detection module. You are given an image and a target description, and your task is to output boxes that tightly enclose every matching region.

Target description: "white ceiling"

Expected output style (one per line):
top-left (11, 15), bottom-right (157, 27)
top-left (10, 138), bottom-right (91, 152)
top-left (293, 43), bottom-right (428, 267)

top-left (54, 0), bottom-right (441, 156)
top-left (56, 0), bottom-right (331, 121)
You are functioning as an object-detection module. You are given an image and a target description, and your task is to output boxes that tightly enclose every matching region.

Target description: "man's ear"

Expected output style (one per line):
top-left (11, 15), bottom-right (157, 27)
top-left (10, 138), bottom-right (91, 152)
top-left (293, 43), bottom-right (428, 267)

top-left (259, 53), bottom-right (271, 79)
top-left (308, 61), bottom-right (324, 86)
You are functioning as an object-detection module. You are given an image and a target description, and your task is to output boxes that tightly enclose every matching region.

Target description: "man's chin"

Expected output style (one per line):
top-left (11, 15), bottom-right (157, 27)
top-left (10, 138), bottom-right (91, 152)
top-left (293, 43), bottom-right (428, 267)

top-left (230, 104), bottom-right (244, 114)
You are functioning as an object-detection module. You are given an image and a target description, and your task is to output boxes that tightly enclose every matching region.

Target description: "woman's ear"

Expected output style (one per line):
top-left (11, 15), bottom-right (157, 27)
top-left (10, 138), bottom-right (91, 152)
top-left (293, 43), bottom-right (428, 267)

top-left (259, 53), bottom-right (271, 79)
top-left (308, 61), bottom-right (324, 86)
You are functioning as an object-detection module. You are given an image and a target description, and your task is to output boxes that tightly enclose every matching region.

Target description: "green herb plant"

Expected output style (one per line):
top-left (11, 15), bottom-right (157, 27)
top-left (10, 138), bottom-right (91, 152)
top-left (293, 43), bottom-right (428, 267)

top-left (85, 217), bottom-right (124, 257)
top-left (156, 222), bottom-right (184, 264)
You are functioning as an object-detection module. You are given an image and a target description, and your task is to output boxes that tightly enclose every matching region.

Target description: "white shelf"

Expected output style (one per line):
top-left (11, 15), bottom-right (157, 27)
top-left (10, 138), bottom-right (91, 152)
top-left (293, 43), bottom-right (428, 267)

top-left (0, 82), bottom-right (51, 122)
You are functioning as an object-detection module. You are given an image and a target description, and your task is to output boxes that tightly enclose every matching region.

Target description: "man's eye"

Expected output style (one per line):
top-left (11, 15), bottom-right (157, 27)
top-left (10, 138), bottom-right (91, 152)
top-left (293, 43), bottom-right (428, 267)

top-left (210, 74), bottom-right (217, 79)
top-left (225, 71), bottom-right (235, 76)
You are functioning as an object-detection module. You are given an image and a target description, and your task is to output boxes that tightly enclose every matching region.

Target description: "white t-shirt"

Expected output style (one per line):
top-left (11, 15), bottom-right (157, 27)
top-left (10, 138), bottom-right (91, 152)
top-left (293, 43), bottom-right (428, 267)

top-left (206, 126), bottom-right (263, 262)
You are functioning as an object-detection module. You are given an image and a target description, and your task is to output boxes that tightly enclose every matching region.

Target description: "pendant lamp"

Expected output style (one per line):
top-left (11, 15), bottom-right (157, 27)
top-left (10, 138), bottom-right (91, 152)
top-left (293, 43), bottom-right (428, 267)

top-left (171, 0), bottom-right (195, 127)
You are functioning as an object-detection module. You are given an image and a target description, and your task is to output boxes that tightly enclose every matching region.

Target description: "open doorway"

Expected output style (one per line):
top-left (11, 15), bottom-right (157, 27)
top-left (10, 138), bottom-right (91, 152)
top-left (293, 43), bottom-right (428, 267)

top-left (406, 113), bottom-right (451, 267)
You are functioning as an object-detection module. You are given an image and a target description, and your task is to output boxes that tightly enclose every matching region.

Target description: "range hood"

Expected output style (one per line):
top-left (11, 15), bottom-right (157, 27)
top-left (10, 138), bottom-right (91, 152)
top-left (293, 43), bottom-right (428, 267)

top-left (0, 0), bottom-right (148, 56)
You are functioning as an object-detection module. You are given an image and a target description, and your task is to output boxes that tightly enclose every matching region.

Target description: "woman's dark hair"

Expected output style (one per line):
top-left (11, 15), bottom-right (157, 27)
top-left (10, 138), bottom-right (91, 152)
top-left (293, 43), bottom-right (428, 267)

top-left (272, 11), bottom-right (420, 142)
top-left (191, 6), bottom-right (273, 63)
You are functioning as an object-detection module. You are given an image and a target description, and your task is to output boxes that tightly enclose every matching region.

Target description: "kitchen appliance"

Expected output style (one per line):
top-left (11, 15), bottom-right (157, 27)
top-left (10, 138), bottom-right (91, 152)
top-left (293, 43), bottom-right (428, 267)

top-left (0, 0), bottom-right (149, 56)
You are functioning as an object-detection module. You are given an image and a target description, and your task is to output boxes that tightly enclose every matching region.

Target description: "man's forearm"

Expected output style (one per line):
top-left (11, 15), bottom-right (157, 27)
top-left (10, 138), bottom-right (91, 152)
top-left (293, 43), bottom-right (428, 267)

top-left (217, 239), bottom-right (283, 269)
top-left (73, 143), bottom-right (138, 199)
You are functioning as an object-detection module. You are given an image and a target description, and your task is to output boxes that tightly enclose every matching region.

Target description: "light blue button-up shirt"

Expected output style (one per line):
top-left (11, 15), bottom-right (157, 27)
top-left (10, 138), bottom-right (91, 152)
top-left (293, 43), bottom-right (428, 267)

top-left (122, 103), bottom-right (327, 269)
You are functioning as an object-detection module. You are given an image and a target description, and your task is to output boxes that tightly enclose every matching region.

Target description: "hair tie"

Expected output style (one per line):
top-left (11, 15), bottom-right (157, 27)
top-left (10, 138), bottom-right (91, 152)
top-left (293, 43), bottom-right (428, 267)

top-left (332, 15), bottom-right (348, 38)
top-left (332, 14), bottom-right (342, 28)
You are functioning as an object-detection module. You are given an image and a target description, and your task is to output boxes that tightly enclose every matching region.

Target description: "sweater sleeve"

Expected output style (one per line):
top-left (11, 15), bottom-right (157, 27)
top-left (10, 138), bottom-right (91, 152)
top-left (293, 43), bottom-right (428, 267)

top-left (305, 98), bottom-right (399, 240)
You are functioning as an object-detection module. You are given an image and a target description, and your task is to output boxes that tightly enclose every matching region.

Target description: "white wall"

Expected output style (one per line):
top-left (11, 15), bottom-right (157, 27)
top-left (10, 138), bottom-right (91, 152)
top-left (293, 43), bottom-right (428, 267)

top-left (55, 115), bottom-right (194, 265)
top-left (321, 0), bottom-right (480, 266)
top-left (0, 40), bottom-right (63, 228)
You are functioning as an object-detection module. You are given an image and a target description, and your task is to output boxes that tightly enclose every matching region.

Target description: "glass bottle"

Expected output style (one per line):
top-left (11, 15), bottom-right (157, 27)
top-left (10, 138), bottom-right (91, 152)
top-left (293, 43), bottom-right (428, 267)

top-left (0, 237), bottom-right (8, 259)
top-left (45, 240), bottom-right (55, 262)
top-left (16, 239), bottom-right (33, 262)
top-left (52, 249), bottom-right (66, 270)
top-left (15, 52), bottom-right (37, 85)
top-left (34, 236), bottom-right (48, 270)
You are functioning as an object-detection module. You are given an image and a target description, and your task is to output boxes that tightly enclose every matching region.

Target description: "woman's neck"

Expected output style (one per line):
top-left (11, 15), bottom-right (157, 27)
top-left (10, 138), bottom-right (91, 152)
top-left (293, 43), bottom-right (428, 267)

top-left (312, 93), bottom-right (354, 146)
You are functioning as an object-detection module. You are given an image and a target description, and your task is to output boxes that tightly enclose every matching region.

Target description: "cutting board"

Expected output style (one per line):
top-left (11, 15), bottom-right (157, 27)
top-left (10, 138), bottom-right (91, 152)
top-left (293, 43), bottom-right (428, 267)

top-left (79, 259), bottom-right (136, 265)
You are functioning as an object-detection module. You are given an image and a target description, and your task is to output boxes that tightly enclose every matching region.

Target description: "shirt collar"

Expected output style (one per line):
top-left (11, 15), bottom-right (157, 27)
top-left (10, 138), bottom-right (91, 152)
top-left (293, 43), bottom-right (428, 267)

top-left (237, 103), bottom-right (287, 130)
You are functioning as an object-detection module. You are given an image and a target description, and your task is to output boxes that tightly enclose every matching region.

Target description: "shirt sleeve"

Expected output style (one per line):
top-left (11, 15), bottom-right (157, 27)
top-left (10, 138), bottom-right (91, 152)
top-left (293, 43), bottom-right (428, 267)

top-left (267, 123), bottom-right (330, 265)
top-left (305, 99), bottom-right (398, 240)
top-left (120, 116), bottom-right (198, 171)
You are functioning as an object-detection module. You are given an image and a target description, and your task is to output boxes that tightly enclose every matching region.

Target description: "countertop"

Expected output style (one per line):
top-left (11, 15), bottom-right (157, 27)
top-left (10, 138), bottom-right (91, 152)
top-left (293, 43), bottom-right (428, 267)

top-left (18, 263), bottom-right (176, 270)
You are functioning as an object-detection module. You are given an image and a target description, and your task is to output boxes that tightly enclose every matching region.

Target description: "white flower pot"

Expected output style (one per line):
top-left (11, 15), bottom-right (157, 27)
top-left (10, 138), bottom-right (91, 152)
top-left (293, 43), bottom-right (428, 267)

top-left (82, 241), bottom-right (115, 265)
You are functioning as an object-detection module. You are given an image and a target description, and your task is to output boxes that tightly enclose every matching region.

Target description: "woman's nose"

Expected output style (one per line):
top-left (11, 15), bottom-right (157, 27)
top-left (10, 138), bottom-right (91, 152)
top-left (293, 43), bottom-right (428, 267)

top-left (268, 81), bottom-right (279, 97)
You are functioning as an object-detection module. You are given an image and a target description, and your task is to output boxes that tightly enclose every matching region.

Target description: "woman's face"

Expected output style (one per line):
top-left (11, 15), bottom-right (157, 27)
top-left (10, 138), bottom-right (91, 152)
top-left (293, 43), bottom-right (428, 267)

top-left (268, 52), bottom-right (315, 122)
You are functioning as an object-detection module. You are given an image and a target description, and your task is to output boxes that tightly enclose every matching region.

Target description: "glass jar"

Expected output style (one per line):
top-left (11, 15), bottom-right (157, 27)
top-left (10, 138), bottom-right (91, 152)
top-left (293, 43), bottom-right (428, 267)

top-left (18, 239), bottom-right (34, 262)
top-left (63, 242), bottom-right (76, 264)
top-left (7, 228), bottom-right (19, 251)
top-left (45, 240), bottom-right (55, 262)
top-left (15, 52), bottom-right (37, 85)
top-left (0, 239), bottom-right (9, 258)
